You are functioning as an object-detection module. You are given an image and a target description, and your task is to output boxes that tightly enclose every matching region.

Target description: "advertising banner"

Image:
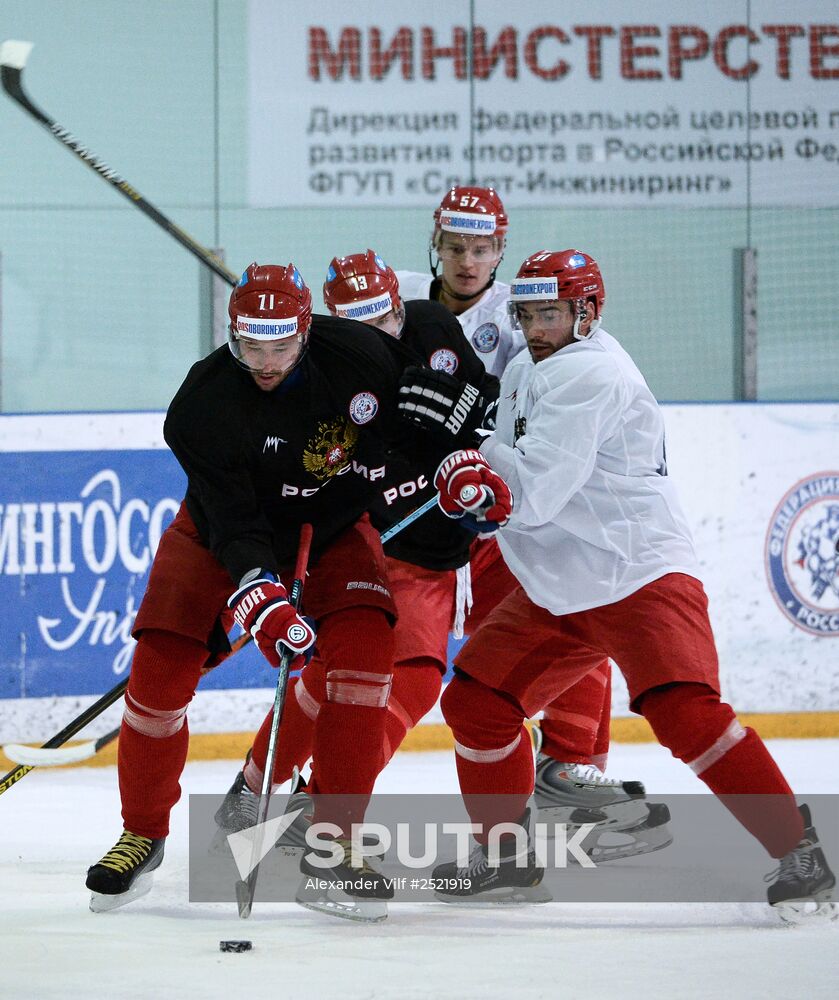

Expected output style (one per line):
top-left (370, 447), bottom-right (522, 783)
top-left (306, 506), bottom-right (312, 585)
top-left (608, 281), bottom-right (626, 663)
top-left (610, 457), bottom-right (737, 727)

top-left (248, 0), bottom-right (839, 208)
top-left (1, 405), bottom-right (838, 736)
top-left (0, 414), bottom-right (267, 707)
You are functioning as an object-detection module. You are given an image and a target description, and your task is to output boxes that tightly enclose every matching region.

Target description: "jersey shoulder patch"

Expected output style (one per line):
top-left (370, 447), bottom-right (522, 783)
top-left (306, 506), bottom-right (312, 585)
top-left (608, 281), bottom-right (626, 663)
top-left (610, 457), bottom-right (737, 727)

top-left (429, 348), bottom-right (459, 373)
top-left (471, 322), bottom-right (500, 354)
top-left (349, 391), bottom-right (379, 425)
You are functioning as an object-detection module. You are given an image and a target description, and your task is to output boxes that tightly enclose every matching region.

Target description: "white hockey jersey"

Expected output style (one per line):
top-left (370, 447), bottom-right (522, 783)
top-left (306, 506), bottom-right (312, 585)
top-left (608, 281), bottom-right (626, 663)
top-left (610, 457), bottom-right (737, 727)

top-left (482, 328), bottom-right (700, 616)
top-left (395, 271), bottom-right (526, 379)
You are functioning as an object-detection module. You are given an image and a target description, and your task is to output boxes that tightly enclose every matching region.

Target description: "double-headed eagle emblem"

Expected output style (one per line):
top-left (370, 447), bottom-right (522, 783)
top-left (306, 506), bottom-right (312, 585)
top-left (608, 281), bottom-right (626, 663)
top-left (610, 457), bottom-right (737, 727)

top-left (302, 418), bottom-right (359, 481)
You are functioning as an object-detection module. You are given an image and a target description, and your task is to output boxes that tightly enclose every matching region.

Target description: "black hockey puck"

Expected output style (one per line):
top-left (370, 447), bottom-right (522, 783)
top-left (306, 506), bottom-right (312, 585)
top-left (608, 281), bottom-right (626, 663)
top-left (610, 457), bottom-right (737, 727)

top-left (219, 940), bottom-right (252, 953)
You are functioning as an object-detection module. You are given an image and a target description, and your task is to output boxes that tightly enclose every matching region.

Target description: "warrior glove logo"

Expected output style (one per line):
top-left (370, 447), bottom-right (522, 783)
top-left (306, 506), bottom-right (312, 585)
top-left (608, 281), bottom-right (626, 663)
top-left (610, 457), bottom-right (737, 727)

top-left (287, 624), bottom-right (309, 644)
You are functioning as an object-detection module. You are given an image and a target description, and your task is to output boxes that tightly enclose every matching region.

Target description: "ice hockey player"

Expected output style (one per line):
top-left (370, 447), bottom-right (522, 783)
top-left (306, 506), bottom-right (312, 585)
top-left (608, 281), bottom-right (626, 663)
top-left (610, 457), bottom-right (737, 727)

top-left (396, 187), bottom-right (671, 856)
top-left (85, 262), bottom-right (474, 922)
top-left (420, 249), bottom-right (835, 922)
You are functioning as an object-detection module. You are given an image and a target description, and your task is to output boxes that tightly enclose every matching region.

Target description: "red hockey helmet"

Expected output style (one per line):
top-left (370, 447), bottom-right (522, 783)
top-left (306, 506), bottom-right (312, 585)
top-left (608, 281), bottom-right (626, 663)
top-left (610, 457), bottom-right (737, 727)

top-left (432, 186), bottom-right (509, 241)
top-left (323, 250), bottom-right (402, 321)
top-left (228, 262), bottom-right (312, 342)
top-left (510, 250), bottom-right (605, 314)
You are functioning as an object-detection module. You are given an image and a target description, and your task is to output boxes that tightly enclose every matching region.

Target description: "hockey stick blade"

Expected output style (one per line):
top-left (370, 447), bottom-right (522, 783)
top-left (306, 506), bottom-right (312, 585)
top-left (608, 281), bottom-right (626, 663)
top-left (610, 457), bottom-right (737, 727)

top-left (0, 40), bottom-right (238, 287)
top-left (3, 724), bottom-right (120, 767)
top-left (0, 678), bottom-right (128, 796)
top-left (0, 39), bottom-right (33, 70)
top-left (0, 631), bottom-right (254, 794)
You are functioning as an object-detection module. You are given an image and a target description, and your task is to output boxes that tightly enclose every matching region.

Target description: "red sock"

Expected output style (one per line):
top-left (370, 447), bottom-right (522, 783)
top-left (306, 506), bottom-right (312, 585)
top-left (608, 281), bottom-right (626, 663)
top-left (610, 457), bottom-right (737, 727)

top-left (441, 674), bottom-right (532, 843)
top-left (540, 659), bottom-right (611, 766)
top-left (639, 683), bottom-right (804, 857)
top-left (245, 660), bottom-right (325, 791)
top-left (308, 608), bottom-right (395, 833)
top-left (119, 629), bottom-right (205, 838)
top-left (381, 659), bottom-right (443, 766)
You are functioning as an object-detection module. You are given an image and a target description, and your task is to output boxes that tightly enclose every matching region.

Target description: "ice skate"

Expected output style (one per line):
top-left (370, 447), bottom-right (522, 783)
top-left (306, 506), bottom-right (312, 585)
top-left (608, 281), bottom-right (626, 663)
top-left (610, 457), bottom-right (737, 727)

top-left (766, 804), bottom-right (837, 925)
top-left (213, 771), bottom-right (259, 839)
top-left (212, 769), bottom-right (313, 856)
top-left (86, 830), bottom-right (165, 912)
top-left (533, 750), bottom-right (673, 863)
top-left (432, 808), bottom-right (551, 906)
top-left (296, 836), bottom-right (393, 923)
top-left (433, 840), bottom-right (551, 906)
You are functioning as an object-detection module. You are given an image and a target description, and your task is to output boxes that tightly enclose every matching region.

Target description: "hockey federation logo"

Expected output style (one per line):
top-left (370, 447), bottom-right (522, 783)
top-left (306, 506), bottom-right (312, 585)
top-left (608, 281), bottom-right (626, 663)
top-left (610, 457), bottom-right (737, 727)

top-left (765, 472), bottom-right (839, 637)
top-left (349, 391), bottom-right (379, 425)
top-left (429, 348), bottom-right (459, 374)
top-left (471, 323), bottom-right (499, 354)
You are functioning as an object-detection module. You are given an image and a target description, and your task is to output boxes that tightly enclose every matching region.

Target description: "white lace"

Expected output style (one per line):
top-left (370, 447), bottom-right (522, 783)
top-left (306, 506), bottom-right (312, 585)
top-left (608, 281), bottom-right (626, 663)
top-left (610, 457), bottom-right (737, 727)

top-left (464, 842), bottom-right (490, 878)
top-left (558, 761), bottom-right (625, 788)
top-left (452, 563), bottom-right (473, 640)
top-left (235, 780), bottom-right (259, 825)
top-left (765, 842), bottom-right (816, 885)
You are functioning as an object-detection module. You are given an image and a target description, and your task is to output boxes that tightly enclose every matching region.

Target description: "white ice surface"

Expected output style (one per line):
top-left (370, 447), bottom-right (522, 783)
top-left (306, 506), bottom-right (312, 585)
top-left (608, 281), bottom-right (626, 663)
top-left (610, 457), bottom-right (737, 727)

top-left (1, 740), bottom-right (837, 1000)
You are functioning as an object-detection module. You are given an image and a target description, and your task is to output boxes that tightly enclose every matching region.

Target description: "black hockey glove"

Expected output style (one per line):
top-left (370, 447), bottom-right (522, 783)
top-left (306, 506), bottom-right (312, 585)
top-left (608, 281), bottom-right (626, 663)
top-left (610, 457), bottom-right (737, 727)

top-left (398, 366), bottom-right (493, 442)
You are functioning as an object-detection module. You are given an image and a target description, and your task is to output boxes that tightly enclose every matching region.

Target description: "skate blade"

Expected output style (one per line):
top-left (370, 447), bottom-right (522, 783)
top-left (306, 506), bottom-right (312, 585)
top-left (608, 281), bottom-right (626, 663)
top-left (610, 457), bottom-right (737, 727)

top-left (773, 892), bottom-right (838, 926)
top-left (537, 798), bottom-right (649, 832)
top-left (434, 884), bottom-right (552, 907)
top-left (585, 824), bottom-right (674, 864)
top-left (89, 872), bottom-right (155, 913)
top-left (295, 877), bottom-right (388, 923)
top-left (774, 900), bottom-right (838, 925)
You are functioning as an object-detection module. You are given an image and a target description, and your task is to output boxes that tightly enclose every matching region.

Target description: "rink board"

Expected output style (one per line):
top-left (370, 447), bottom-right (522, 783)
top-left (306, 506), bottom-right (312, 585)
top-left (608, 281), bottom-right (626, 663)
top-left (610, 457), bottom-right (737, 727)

top-left (1, 405), bottom-right (838, 742)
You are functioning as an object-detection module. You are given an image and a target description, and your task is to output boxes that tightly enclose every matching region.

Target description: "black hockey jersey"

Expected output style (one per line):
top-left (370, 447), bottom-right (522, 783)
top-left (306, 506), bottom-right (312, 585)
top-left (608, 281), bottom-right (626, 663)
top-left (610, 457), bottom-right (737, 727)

top-left (164, 314), bottom-right (439, 584)
top-left (371, 299), bottom-right (499, 571)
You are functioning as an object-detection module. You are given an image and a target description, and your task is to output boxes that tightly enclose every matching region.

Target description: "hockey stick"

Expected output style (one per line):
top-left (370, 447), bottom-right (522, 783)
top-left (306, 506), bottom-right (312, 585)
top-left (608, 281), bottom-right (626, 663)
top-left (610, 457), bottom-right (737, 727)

top-left (379, 492), bottom-right (439, 544)
top-left (235, 522), bottom-right (314, 919)
top-left (0, 630), bottom-right (255, 777)
top-left (0, 39), bottom-right (238, 287)
top-left (0, 677), bottom-right (128, 796)
top-left (3, 725), bottom-right (121, 768)
top-left (0, 496), bottom-right (435, 781)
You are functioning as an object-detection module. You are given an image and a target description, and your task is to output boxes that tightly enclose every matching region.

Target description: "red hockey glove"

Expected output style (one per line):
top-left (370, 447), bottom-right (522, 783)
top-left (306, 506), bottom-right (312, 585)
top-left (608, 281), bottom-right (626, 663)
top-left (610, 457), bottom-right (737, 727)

top-left (228, 575), bottom-right (316, 669)
top-left (433, 449), bottom-right (512, 533)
